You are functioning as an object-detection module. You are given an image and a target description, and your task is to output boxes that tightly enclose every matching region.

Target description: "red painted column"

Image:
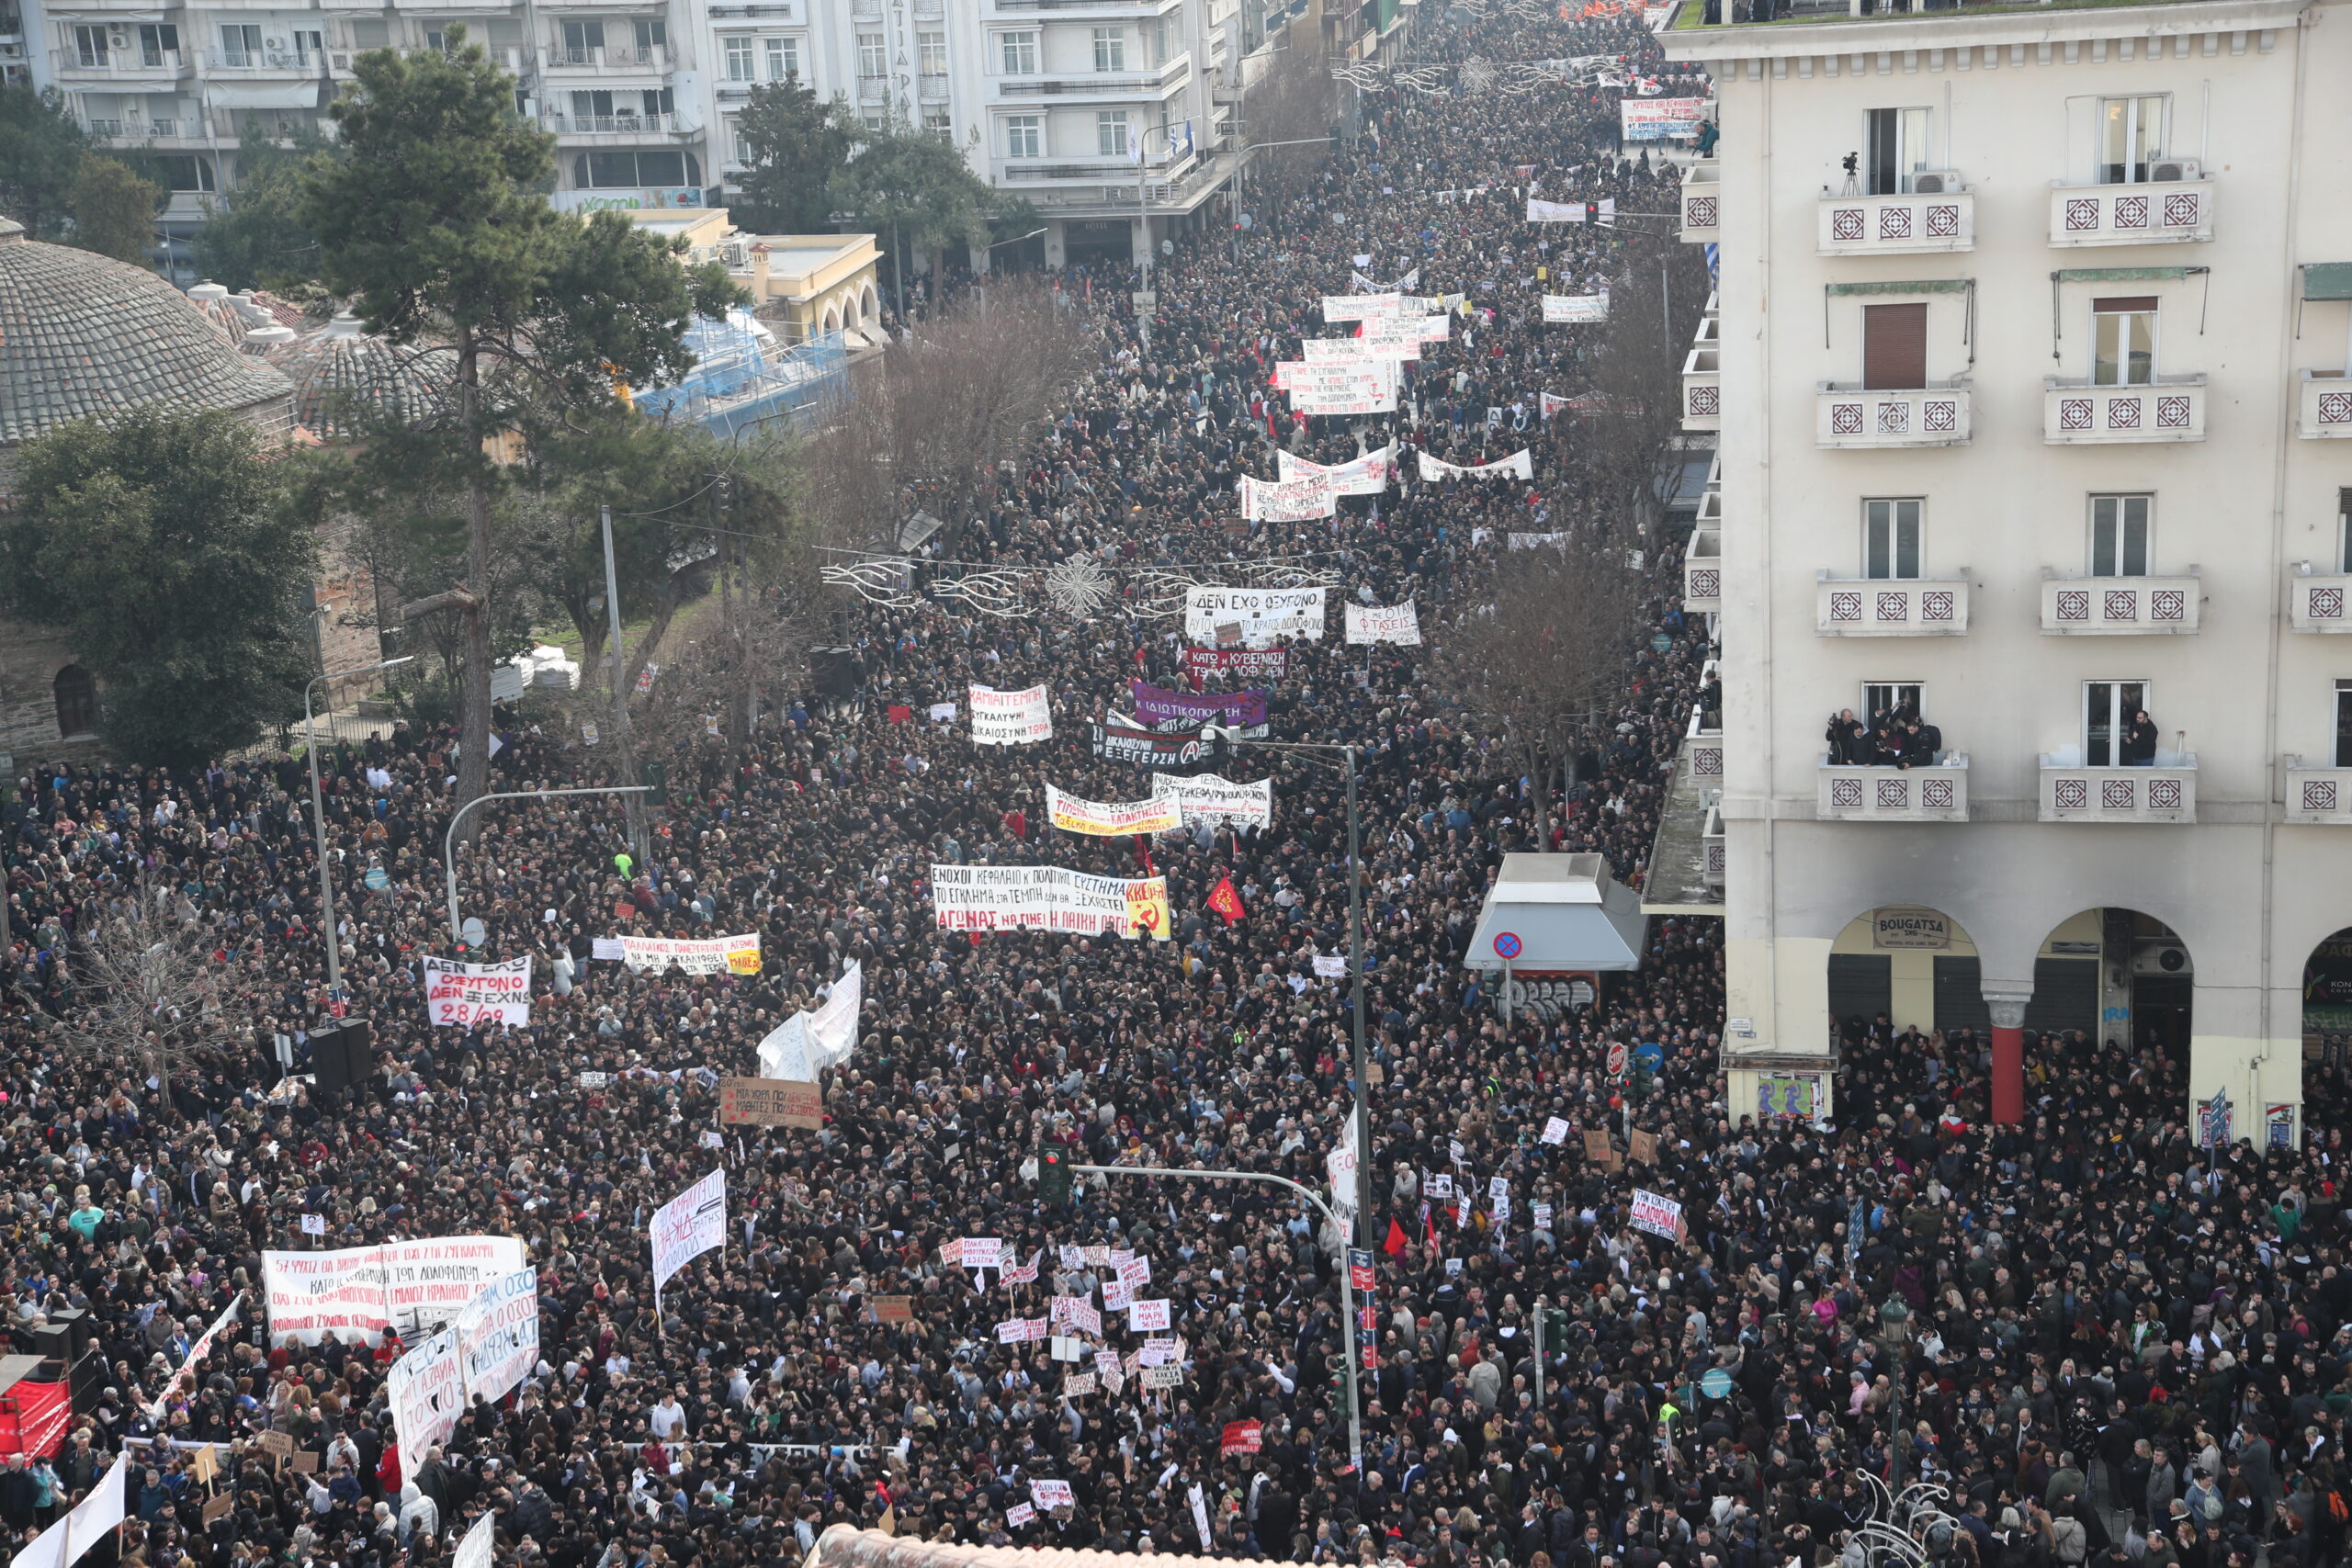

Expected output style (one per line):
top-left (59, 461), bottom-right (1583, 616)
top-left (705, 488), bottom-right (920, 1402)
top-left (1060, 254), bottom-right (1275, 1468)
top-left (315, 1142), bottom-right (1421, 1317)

top-left (1987, 990), bottom-right (2030, 1126)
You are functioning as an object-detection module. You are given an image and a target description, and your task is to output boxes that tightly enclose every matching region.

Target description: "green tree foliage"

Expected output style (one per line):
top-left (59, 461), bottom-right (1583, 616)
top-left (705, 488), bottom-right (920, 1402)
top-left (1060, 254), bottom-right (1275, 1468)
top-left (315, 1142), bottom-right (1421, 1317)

top-left (0, 86), bottom-right (90, 239)
top-left (0, 411), bottom-right (316, 770)
top-left (827, 125), bottom-right (1007, 309)
top-left (193, 127), bottom-right (337, 289)
top-left (729, 77), bottom-right (853, 233)
top-left (301, 25), bottom-right (744, 818)
top-left (68, 154), bottom-right (161, 265)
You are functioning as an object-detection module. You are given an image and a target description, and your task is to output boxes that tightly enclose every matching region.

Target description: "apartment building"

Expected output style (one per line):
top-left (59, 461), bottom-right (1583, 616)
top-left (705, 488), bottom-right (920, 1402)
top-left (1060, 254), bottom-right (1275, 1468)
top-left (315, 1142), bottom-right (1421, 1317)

top-left (1659, 0), bottom-right (2352, 1135)
top-left (18, 0), bottom-right (1368, 274)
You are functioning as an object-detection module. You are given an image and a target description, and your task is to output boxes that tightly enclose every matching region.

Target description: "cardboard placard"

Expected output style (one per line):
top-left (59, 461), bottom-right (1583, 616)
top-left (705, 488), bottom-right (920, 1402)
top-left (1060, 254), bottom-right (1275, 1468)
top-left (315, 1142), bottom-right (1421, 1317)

top-left (1140, 1364), bottom-right (1182, 1388)
top-left (718, 1077), bottom-right (822, 1129)
top-left (203, 1495), bottom-right (233, 1525)
top-left (290, 1450), bottom-right (322, 1474)
top-left (258, 1430), bottom-right (294, 1464)
top-left (1630, 1129), bottom-right (1658, 1164)
top-left (191, 1445), bottom-right (220, 1485)
top-left (868, 1295), bottom-right (913, 1324)
top-left (1582, 1130), bottom-right (1612, 1162)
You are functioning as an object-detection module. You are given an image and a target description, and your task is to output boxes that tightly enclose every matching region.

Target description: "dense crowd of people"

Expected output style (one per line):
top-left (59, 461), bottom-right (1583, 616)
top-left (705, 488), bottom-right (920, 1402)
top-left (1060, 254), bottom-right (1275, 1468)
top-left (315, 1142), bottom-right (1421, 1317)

top-left (6, 9), bottom-right (2352, 1568)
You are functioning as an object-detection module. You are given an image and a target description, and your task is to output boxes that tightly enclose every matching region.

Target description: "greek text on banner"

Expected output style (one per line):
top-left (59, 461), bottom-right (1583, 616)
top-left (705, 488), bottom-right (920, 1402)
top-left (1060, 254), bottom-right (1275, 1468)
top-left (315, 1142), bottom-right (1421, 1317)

top-left (931, 864), bottom-right (1170, 940)
top-left (969, 683), bottom-right (1052, 746)
top-left (423, 956), bottom-right (531, 1029)
top-left (1045, 784), bottom-right (1182, 837)
top-left (619, 932), bottom-right (762, 976)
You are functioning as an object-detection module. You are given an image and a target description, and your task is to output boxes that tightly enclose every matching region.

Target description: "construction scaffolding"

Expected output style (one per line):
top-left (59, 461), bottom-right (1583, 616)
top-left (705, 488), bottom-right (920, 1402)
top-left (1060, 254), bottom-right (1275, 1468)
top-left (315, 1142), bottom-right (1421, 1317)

top-left (636, 310), bottom-right (852, 440)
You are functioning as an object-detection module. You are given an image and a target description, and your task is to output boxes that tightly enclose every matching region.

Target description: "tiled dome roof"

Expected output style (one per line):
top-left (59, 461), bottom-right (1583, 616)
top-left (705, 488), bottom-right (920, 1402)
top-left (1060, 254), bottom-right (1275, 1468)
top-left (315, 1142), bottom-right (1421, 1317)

top-left (0, 220), bottom-right (293, 447)
top-left (262, 314), bottom-right (456, 440)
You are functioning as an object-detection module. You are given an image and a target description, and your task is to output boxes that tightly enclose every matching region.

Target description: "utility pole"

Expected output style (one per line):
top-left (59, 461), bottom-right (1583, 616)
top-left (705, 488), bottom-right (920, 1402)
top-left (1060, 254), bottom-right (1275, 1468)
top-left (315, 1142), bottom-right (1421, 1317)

top-left (601, 505), bottom-right (651, 862)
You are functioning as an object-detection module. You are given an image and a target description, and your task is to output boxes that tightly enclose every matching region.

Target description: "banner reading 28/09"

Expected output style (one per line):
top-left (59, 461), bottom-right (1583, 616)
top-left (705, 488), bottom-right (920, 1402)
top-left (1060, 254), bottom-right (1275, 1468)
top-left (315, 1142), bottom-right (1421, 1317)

top-left (423, 956), bottom-right (531, 1028)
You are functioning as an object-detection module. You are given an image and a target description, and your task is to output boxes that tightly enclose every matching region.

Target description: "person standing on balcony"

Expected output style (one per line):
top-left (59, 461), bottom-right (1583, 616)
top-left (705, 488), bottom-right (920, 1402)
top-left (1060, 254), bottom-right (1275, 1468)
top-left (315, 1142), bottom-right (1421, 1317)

top-left (2125, 710), bottom-right (2160, 767)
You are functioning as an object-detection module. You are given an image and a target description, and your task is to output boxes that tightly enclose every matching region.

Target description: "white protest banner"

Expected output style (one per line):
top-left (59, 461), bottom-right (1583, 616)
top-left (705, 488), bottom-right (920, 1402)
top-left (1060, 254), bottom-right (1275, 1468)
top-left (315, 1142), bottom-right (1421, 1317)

top-left (387, 1325), bottom-right (465, 1460)
top-left (265, 1237), bottom-right (526, 1346)
top-left (1116, 1255), bottom-right (1151, 1291)
top-left (1526, 198), bottom-right (1588, 223)
top-left (1190, 1483), bottom-right (1213, 1550)
top-left (1314, 954), bottom-right (1347, 979)
top-left (1102, 1276), bottom-right (1133, 1311)
top-left (19, 1451), bottom-right (134, 1568)
top-left (1237, 472), bottom-right (1337, 522)
top-left (591, 937), bottom-right (627, 961)
top-left (1630, 1189), bottom-right (1684, 1241)
top-left (1148, 773), bottom-right (1274, 832)
top-left (1533, 1202), bottom-right (1555, 1230)
top-left (1002, 1251), bottom-right (1040, 1286)
top-left (997, 1317), bottom-right (1048, 1344)
top-left (1424, 1173), bottom-right (1454, 1200)
top-left (930, 864), bottom-right (1170, 940)
top-left (1543, 292), bottom-right (1611, 323)
top-left (1352, 322), bottom-right (1425, 362)
top-left (1046, 784), bottom-right (1183, 838)
top-left (1540, 391), bottom-right (1571, 422)
top-left (756, 959), bottom-right (864, 1081)
top-left (1127, 1298), bottom-right (1171, 1332)
top-left (1278, 445), bottom-right (1395, 496)
top-left (969, 683), bottom-right (1052, 746)
top-left (650, 1168), bottom-right (727, 1309)
top-left (1328, 1113), bottom-right (1360, 1224)
top-left (1344, 601), bottom-right (1422, 646)
top-left (1005, 1503), bottom-right (1036, 1529)
top-left (618, 932), bottom-right (762, 976)
top-left (1510, 532), bottom-right (1568, 550)
top-left (1622, 97), bottom-right (1707, 141)
top-left (454, 1508), bottom-right (498, 1568)
top-left (423, 955), bottom-right (531, 1029)
top-left (1418, 449), bottom-right (1534, 482)
top-left (927, 701), bottom-right (957, 723)
top-left (1142, 1364), bottom-right (1183, 1389)
top-left (1289, 373), bottom-right (1399, 416)
top-left (1272, 359), bottom-right (1394, 395)
top-left (1183, 586), bottom-right (1327, 642)
top-left (1138, 1337), bottom-right (1182, 1367)
top-left (1320, 292), bottom-right (1405, 321)
top-left (957, 1237), bottom-right (1005, 1270)
top-left (1300, 337), bottom-right (1393, 364)
top-left (1030, 1481), bottom-right (1077, 1511)
top-left (1542, 1116), bottom-right (1571, 1145)
top-left (456, 1268), bottom-right (539, 1407)
top-left (1063, 1372), bottom-right (1098, 1398)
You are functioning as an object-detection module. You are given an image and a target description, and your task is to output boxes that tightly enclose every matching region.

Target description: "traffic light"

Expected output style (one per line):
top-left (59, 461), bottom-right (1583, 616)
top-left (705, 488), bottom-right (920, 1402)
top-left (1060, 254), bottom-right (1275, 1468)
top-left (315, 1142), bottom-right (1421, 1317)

top-left (1038, 1147), bottom-right (1072, 1206)
top-left (641, 760), bottom-right (667, 807)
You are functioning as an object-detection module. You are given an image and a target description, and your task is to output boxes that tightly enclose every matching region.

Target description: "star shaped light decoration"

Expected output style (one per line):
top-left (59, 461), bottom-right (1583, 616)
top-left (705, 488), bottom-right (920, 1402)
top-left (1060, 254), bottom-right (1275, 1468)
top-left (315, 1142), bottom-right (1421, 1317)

top-left (1044, 555), bottom-right (1117, 620)
top-left (1457, 56), bottom-right (1498, 96)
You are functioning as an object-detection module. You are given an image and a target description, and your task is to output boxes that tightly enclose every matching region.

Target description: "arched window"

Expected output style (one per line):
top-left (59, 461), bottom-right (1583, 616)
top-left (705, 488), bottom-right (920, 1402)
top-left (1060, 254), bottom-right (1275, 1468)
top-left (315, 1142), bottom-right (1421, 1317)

top-left (53, 665), bottom-right (97, 739)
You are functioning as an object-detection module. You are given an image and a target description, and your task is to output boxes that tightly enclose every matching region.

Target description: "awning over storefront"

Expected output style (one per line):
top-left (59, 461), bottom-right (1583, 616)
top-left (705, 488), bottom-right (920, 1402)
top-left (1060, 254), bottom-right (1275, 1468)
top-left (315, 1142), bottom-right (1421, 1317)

top-left (1463, 852), bottom-right (1648, 973)
top-left (2303, 264), bottom-right (2352, 302)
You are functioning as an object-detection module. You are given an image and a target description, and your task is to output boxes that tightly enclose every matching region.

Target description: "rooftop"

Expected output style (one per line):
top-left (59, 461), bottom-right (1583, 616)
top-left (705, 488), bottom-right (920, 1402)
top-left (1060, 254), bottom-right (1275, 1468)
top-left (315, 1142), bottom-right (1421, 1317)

top-left (1662, 0), bottom-right (2301, 50)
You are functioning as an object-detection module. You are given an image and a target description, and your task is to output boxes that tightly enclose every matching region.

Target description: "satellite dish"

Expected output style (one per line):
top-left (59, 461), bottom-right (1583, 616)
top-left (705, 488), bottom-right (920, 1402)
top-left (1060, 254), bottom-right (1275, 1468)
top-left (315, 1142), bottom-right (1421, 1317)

top-left (459, 917), bottom-right (487, 950)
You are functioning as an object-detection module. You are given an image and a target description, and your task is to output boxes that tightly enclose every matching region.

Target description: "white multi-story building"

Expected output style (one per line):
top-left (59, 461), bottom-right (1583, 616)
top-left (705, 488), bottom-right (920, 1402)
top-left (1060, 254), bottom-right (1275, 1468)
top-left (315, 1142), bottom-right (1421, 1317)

top-left (1660, 0), bottom-right (2352, 1137)
top-left (17, 0), bottom-right (1398, 273)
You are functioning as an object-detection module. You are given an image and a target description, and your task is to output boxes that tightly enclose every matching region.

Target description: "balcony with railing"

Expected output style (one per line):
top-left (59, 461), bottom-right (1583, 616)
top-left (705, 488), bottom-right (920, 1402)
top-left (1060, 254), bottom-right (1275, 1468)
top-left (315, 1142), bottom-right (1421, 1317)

top-left (1683, 527), bottom-right (1720, 614)
top-left (1817, 757), bottom-right (1970, 823)
top-left (2038, 571), bottom-right (2200, 634)
top-left (855, 74), bottom-right (888, 104)
top-left (1816, 383), bottom-right (1970, 448)
top-left (1679, 160), bottom-right (1718, 243)
top-left (543, 43), bottom-right (668, 71)
top-left (208, 47), bottom-right (324, 72)
top-left (1815, 576), bottom-right (1969, 636)
top-left (2289, 566), bottom-right (2352, 632)
top-left (919, 72), bottom-right (950, 100)
top-left (2048, 175), bottom-right (2213, 247)
top-left (542, 111), bottom-right (681, 137)
top-left (2299, 371), bottom-right (2352, 439)
top-left (2286, 758), bottom-right (2352, 825)
top-left (2037, 755), bottom-right (2197, 822)
top-left (1701, 802), bottom-right (1725, 892)
top-left (992, 56), bottom-right (1192, 99)
top-left (2042, 377), bottom-right (2204, 444)
top-left (1817, 186), bottom-right (1973, 256)
top-left (1685, 706), bottom-right (1724, 787)
top-left (52, 46), bottom-right (188, 76)
top-left (1681, 344), bottom-right (1719, 432)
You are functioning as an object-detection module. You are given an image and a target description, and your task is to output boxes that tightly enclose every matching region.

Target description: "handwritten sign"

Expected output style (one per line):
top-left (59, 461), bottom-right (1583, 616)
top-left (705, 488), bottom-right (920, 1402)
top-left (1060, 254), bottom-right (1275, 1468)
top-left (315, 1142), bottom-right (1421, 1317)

top-left (1127, 1298), bottom-right (1171, 1332)
top-left (1583, 1131), bottom-right (1613, 1162)
top-left (718, 1077), bottom-right (822, 1129)
top-left (1542, 1117), bottom-right (1570, 1145)
top-left (1141, 1364), bottom-right (1182, 1389)
top-left (1630, 1129), bottom-right (1658, 1164)
top-left (869, 1295), bottom-right (912, 1324)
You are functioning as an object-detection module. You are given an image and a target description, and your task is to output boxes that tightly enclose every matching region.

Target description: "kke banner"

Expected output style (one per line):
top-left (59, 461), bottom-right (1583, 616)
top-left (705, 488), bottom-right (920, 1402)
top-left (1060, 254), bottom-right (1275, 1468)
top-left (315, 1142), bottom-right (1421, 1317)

top-left (1344, 601), bottom-right (1422, 646)
top-left (1623, 97), bottom-right (1707, 141)
top-left (1629, 1189), bottom-right (1684, 1241)
top-left (1182, 586), bottom-right (1327, 642)
top-left (1236, 473), bottom-right (1337, 523)
top-left (1091, 724), bottom-right (1228, 772)
top-left (1278, 445), bottom-right (1396, 496)
top-left (1130, 681), bottom-right (1268, 730)
top-left (650, 1168), bottom-right (728, 1309)
top-left (1543, 292), bottom-right (1611, 323)
top-left (1418, 449), bottom-right (1534, 482)
top-left (931, 863), bottom-right (1170, 939)
top-left (619, 933), bottom-right (762, 976)
top-left (1045, 784), bottom-right (1183, 838)
top-left (1180, 647), bottom-right (1289, 681)
top-left (1148, 773), bottom-right (1274, 831)
top-left (423, 956), bottom-right (531, 1029)
top-left (969, 683), bottom-right (1053, 746)
top-left (455, 1268), bottom-right (539, 1408)
top-left (264, 1236), bottom-right (528, 1346)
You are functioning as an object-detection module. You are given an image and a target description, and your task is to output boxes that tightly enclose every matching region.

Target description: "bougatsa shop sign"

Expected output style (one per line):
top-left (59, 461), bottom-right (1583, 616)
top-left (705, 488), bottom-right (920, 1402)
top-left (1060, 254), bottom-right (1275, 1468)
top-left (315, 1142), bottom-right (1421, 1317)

top-left (1872, 908), bottom-right (1951, 950)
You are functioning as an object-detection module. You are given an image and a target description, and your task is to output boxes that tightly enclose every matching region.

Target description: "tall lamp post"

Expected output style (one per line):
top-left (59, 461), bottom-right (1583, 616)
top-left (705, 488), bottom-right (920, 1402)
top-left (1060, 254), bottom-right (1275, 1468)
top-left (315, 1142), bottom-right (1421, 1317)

top-left (305, 654), bottom-right (413, 997)
top-left (1879, 1295), bottom-right (1912, 1490)
top-left (1203, 729), bottom-right (1372, 1240)
top-left (444, 786), bottom-right (650, 947)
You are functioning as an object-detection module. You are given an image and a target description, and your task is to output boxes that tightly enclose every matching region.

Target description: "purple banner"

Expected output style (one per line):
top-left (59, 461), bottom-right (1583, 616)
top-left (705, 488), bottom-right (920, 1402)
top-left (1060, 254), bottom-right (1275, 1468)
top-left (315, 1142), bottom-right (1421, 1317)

top-left (1130, 681), bottom-right (1269, 729)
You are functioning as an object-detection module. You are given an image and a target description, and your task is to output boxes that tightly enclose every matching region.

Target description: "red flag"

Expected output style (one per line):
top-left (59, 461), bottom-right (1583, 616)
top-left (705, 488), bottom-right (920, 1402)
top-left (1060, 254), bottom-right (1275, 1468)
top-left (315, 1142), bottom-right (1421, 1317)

top-left (1383, 1216), bottom-right (1408, 1257)
top-left (1207, 874), bottom-right (1245, 925)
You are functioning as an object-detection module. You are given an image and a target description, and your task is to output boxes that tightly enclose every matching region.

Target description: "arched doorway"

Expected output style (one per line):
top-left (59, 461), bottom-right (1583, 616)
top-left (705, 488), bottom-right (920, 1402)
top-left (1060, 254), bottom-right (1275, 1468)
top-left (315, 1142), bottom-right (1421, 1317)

top-left (859, 282), bottom-right (880, 325)
top-left (2031, 907), bottom-right (2193, 1058)
top-left (52, 664), bottom-right (97, 739)
top-left (820, 305), bottom-right (841, 338)
top-left (2303, 928), bottom-right (2352, 1059)
top-left (842, 290), bottom-right (861, 331)
top-left (1826, 904), bottom-right (1983, 1046)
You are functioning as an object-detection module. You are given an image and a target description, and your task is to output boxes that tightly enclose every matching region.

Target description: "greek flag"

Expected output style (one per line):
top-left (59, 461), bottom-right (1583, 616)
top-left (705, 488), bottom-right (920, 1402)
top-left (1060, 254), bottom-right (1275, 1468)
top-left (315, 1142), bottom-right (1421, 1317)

top-left (1703, 242), bottom-right (1720, 284)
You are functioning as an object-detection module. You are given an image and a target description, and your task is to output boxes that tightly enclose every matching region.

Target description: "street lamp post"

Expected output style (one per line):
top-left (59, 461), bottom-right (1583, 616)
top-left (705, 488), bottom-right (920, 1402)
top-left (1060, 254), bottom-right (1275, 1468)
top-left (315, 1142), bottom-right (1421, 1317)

top-left (1204, 730), bottom-right (1372, 1239)
top-left (443, 785), bottom-right (650, 947)
top-left (304, 654), bottom-right (413, 996)
top-left (1880, 1296), bottom-right (1912, 1490)
top-left (977, 226), bottom-right (1048, 319)
top-left (1077, 1161), bottom-right (1364, 1476)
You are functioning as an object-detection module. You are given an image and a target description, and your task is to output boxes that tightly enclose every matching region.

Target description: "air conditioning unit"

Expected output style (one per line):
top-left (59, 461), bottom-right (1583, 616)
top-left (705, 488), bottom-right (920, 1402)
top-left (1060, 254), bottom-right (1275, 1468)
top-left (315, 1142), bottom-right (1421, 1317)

top-left (331, 50), bottom-right (348, 68)
top-left (1907, 170), bottom-right (1962, 195)
top-left (2132, 944), bottom-right (2192, 977)
top-left (266, 35), bottom-right (283, 48)
top-left (107, 27), bottom-right (129, 46)
top-left (2149, 157), bottom-right (2200, 182)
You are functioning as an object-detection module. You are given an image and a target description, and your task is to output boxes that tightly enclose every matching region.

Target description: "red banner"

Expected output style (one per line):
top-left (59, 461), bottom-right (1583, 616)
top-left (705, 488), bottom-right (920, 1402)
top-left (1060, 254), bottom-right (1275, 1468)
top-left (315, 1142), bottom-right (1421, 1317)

top-left (1220, 1420), bottom-right (1262, 1456)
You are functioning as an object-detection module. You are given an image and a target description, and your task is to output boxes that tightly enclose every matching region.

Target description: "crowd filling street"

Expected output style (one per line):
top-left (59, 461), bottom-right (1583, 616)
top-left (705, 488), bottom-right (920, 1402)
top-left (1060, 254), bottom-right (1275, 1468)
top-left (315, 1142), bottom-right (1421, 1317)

top-left (9, 9), bottom-right (2352, 1568)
